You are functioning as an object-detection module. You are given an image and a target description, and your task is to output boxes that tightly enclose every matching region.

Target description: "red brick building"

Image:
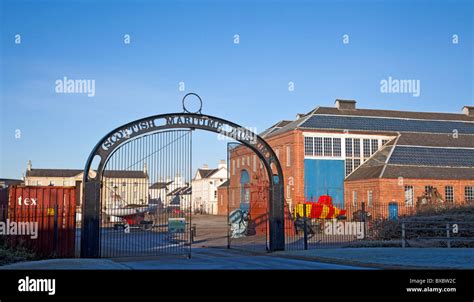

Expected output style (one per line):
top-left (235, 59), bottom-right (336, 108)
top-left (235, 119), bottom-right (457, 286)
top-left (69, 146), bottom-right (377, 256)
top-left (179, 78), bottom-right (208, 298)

top-left (222, 100), bottom-right (474, 221)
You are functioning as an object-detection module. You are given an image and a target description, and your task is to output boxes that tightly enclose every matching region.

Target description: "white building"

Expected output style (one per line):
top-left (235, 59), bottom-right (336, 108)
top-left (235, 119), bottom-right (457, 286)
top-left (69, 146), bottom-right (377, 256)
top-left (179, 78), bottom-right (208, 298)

top-left (191, 160), bottom-right (228, 215)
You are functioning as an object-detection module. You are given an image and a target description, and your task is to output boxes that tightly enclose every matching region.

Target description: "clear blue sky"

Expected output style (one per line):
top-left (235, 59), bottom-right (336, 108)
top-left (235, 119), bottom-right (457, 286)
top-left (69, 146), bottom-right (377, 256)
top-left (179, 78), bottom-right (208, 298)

top-left (1, 0), bottom-right (473, 179)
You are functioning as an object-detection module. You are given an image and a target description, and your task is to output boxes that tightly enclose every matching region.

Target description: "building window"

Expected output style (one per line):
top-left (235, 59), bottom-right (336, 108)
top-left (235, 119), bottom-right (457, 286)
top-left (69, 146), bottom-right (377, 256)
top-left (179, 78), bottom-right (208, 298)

top-left (363, 139), bottom-right (371, 158)
top-left (323, 138), bottom-right (332, 157)
top-left (253, 155), bottom-right (257, 172)
top-left (353, 139), bottom-right (360, 157)
top-left (314, 137), bottom-right (323, 156)
top-left (304, 137), bottom-right (313, 156)
top-left (247, 156), bottom-right (250, 166)
top-left (237, 158), bottom-right (240, 168)
top-left (371, 139), bottom-right (378, 154)
top-left (333, 138), bottom-right (341, 157)
top-left (352, 191), bottom-right (358, 206)
top-left (405, 186), bottom-right (414, 206)
top-left (345, 138), bottom-right (353, 157)
top-left (286, 145), bottom-right (291, 167)
top-left (232, 160), bottom-right (235, 176)
top-left (286, 184), bottom-right (291, 199)
top-left (345, 159), bottom-right (353, 176)
top-left (465, 186), bottom-right (474, 203)
top-left (354, 158), bottom-right (361, 170)
top-left (424, 186), bottom-right (433, 193)
top-left (445, 186), bottom-right (454, 203)
top-left (382, 139), bottom-right (389, 146)
top-left (214, 190), bottom-right (217, 199)
top-left (367, 190), bottom-right (373, 207)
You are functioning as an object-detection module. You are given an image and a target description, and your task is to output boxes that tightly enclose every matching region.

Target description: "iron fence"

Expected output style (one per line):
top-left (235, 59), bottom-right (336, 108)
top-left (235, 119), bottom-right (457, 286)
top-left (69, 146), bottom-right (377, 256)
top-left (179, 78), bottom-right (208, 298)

top-left (284, 202), bottom-right (474, 249)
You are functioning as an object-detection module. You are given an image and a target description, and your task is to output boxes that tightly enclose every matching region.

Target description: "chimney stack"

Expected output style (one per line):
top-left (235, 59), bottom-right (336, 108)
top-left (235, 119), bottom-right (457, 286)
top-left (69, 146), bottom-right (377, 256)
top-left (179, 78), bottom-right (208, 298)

top-left (218, 159), bottom-right (227, 170)
top-left (27, 160), bottom-right (32, 171)
top-left (462, 106), bottom-right (474, 116)
top-left (202, 164), bottom-right (209, 169)
top-left (335, 99), bottom-right (356, 110)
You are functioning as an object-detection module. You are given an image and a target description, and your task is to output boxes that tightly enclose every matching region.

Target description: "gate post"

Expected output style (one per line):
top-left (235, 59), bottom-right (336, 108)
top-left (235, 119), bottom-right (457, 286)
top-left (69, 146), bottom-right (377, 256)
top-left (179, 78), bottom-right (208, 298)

top-left (269, 176), bottom-right (285, 251)
top-left (81, 181), bottom-right (101, 258)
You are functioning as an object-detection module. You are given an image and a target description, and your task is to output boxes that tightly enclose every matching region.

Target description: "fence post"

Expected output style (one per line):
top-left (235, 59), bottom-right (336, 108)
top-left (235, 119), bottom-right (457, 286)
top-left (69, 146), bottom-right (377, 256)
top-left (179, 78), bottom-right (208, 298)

top-left (53, 204), bottom-right (59, 256)
top-left (361, 202), bottom-right (367, 239)
top-left (446, 223), bottom-right (451, 248)
top-left (303, 204), bottom-right (308, 250)
top-left (401, 223), bottom-right (406, 248)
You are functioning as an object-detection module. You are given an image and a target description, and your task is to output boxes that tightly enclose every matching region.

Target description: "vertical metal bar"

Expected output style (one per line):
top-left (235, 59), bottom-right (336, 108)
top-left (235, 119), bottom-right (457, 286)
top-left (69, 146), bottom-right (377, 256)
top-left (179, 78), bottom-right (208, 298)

top-left (446, 223), bottom-right (451, 248)
top-left (303, 203), bottom-right (308, 250)
top-left (402, 223), bottom-right (406, 248)
top-left (53, 204), bottom-right (59, 256)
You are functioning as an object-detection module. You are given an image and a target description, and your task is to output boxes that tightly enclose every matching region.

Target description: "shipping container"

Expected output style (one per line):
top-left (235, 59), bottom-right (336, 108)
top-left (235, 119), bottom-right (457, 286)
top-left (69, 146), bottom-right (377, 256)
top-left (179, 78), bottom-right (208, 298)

top-left (5, 186), bottom-right (77, 257)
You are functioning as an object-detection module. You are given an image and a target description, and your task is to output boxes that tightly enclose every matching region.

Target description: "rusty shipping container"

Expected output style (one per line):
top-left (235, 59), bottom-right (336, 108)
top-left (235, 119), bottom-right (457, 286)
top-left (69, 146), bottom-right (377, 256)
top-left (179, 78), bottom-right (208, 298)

top-left (5, 186), bottom-right (77, 257)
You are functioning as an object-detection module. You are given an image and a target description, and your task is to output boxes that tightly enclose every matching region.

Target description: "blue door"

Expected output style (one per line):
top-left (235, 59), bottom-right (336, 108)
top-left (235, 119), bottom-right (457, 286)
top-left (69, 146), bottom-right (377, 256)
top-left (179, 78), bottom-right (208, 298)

top-left (388, 202), bottom-right (398, 220)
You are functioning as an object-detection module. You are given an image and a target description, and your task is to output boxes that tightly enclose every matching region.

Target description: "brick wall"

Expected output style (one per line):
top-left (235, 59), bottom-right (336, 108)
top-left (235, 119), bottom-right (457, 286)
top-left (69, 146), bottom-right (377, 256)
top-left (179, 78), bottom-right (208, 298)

top-left (345, 177), bottom-right (474, 210)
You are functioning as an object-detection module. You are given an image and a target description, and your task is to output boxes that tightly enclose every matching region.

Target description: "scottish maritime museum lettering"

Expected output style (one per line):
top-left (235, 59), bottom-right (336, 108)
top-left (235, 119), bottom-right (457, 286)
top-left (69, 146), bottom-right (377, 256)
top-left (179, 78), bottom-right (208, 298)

top-left (102, 119), bottom-right (156, 151)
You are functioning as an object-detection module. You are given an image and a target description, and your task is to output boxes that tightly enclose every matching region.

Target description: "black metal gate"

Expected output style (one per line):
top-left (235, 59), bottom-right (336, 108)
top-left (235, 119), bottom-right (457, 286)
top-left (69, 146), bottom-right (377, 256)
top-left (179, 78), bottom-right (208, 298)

top-left (99, 130), bottom-right (192, 257)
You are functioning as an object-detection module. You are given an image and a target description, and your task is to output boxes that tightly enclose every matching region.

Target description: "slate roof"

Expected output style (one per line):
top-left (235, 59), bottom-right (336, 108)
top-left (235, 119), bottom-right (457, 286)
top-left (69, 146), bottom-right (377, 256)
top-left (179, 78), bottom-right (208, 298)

top-left (265, 106), bottom-right (474, 138)
top-left (346, 133), bottom-right (474, 181)
top-left (149, 181), bottom-right (173, 189)
top-left (197, 168), bottom-right (219, 179)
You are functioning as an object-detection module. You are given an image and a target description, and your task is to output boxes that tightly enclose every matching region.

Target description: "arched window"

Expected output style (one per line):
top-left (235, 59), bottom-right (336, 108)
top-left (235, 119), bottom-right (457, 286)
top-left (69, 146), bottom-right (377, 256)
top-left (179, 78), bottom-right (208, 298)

top-left (240, 170), bottom-right (250, 207)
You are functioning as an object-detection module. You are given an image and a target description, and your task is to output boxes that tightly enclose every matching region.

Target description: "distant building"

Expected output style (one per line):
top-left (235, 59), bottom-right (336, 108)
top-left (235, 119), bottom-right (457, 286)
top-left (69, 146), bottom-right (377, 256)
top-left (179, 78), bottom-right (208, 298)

top-left (191, 161), bottom-right (228, 215)
top-left (0, 178), bottom-right (23, 189)
top-left (23, 160), bottom-right (149, 210)
top-left (217, 179), bottom-right (229, 215)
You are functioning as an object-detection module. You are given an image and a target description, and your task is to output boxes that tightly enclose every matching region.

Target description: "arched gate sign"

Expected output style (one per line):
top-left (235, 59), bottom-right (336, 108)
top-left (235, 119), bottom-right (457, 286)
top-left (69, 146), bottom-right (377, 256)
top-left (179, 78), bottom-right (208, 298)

top-left (81, 97), bottom-right (285, 257)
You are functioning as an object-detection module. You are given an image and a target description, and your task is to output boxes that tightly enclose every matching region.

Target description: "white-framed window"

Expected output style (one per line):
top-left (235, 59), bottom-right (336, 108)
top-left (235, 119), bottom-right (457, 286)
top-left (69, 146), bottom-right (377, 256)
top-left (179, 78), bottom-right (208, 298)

top-left (371, 139), bottom-right (378, 154)
top-left (345, 159), bottom-right (353, 176)
top-left (354, 158), bottom-right (361, 170)
top-left (345, 138), bottom-right (353, 157)
top-left (367, 190), bottom-right (373, 207)
top-left (304, 137), bottom-right (313, 156)
top-left (363, 139), bottom-right (371, 158)
top-left (352, 191), bottom-right (358, 206)
top-left (333, 138), bottom-right (341, 157)
top-left (286, 145), bottom-right (291, 167)
top-left (445, 186), bottom-right (454, 203)
top-left (404, 186), bottom-right (414, 206)
top-left (323, 138), bottom-right (332, 156)
top-left (314, 137), bottom-right (323, 156)
top-left (353, 139), bottom-right (361, 157)
top-left (465, 186), bottom-right (474, 203)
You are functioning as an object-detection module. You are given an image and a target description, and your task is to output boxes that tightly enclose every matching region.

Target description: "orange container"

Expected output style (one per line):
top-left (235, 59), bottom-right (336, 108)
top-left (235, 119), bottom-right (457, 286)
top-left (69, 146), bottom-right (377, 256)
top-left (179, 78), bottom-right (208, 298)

top-left (6, 186), bottom-right (77, 257)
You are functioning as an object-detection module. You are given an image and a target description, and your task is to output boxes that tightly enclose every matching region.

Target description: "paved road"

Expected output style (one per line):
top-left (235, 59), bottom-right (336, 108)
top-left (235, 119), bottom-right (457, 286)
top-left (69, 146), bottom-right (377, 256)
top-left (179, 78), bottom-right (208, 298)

top-left (0, 248), bottom-right (368, 270)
